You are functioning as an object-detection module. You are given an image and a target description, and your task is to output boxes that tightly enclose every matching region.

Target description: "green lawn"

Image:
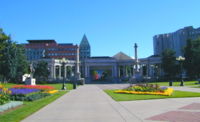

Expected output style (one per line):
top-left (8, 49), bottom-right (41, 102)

top-left (0, 91), bottom-right (67, 122)
top-left (105, 89), bottom-right (200, 101)
top-left (42, 83), bottom-right (73, 90)
top-left (149, 81), bottom-right (198, 86)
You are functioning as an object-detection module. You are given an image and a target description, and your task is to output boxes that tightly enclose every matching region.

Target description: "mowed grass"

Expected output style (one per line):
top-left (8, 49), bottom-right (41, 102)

top-left (149, 81), bottom-right (198, 86)
top-left (105, 89), bottom-right (200, 101)
top-left (0, 91), bottom-right (67, 122)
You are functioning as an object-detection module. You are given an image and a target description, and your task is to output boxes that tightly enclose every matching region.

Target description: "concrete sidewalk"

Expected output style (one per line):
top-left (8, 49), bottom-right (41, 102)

top-left (22, 85), bottom-right (200, 122)
top-left (171, 86), bottom-right (200, 92)
top-left (22, 85), bottom-right (143, 122)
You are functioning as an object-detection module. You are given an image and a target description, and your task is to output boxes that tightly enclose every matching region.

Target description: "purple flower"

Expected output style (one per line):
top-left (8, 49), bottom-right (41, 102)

top-left (9, 88), bottom-right (40, 95)
top-left (161, 86), bottom-right (168, 90)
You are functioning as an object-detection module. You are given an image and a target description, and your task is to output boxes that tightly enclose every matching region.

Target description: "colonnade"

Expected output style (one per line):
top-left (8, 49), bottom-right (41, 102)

top-left (50, 65), bottom-right (75, 80)
top-left (84, 64), bottom-right (141, 80)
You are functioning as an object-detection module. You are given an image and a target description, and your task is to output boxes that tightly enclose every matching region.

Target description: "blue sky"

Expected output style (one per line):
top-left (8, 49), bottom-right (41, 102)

top-left (1, 0), bottom-right (200, 58)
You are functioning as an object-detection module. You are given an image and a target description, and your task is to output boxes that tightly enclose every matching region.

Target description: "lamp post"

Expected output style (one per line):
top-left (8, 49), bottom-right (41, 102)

top-left (176, 56), bottom-right (185, 86)
top-left (60, 58), bottom-right (67, 90)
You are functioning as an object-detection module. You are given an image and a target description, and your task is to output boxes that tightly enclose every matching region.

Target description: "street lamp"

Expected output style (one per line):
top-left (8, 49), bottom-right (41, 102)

top-left (60, 58), bottom-right (67, 90)
top-left (176, 56), bottom-right (185, 86)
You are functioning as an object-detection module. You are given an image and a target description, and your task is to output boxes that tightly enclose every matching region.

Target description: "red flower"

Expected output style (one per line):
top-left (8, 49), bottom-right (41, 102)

top-left (12, 85), bottom-right (54, 91)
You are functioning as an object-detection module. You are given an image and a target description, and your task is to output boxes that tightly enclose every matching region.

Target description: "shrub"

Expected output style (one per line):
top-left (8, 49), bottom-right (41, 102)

top-left (25, 93), bottom-right (50, 101)
top-left (0, 85), bottom-right (11, 105)
top-left (10, 92), bottom-right (51, 101)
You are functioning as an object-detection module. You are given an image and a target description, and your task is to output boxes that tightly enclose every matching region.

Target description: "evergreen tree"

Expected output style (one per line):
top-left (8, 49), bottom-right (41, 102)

top-left (0, 28), bottom-right (28, 82)
top-left (34, 61), bottom-right (50, 83)
top-left (184, 38), bottom-right (200, 79)
top-left (161, 49), bottom-right (179, 80)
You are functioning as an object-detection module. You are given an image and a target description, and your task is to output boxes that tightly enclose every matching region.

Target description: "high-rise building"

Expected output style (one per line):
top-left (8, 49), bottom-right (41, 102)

top-left (79, 34), bottom-right (91, 60)
top-left (153, 26), bottom-right (200, 56)
top-left (25, 40), bottom-right (78, 61)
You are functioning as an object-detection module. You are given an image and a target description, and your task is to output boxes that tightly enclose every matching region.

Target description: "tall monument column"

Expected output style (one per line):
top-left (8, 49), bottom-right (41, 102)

top-left (134, 43), bottom-right (139, 72)
top-left (75, 46), bottom-right (81, 79)
top-left (134, 43), bottom-right (142, 83)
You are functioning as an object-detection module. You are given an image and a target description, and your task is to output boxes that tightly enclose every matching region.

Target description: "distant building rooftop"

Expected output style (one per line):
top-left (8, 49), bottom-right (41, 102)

top-left (27, 40), bottom-right (56, 43)
top-left (90, 56), bottom-right (112, 59)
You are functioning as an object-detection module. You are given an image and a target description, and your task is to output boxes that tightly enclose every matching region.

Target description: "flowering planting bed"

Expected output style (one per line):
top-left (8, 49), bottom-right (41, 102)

top-left (9, 85), bottom-right (56, 101)
top-left (12, 85), bottom-right (54, 91)
top-left (9, 88), bottom-right (40, 95)
top-left (0, 84), bottom-right (58, 103)
top-left (0, 85), bottom-right (11, 105)
top-left (115, 84), bottom-right (174, 96)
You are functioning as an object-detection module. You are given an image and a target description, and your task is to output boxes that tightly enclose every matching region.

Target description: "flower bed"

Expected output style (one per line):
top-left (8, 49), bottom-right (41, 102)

top-left (12, 85), bottom-right (54, 91)
top-left (45, 90), bottom-right (59, 94)
top-left (9, 88), bottom-right (40, 95)
top-left (9, 85), bottom-right (55, 101)
top-left (115, 84), bottom-right (174, 96)
top-left (0, 85), bottom-right (11, 105)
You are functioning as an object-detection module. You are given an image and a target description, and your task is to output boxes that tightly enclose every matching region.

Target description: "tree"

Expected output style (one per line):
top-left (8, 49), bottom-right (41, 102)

top-left (161, 49), bottom-right (179, 80)
top-left (34, 61), bottom-right (50, 83)
top-left (0, 28), bottom-right (10, 57)
top-left (0, 28), bottom-right (28, 83)
top-left (14, 45), bottom-right (29, 83)
top-left (184, 38), bottom-right (200, 79)
top-left (0, 39), bottom-right (18, 82)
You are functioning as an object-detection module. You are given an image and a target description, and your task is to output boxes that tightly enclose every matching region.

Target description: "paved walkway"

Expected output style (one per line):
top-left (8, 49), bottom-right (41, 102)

top-left (171, 86), bottom-right (200, 92)
top-left (22, 85), bottom-right (200, 122)
top-left (22, 85), bottom-right (143, 122)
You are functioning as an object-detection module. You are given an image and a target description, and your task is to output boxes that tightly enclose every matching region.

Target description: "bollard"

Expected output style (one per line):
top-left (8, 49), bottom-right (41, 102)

top-left (180, 80), bottom-right (184, 86)
top-left (169, 80), bottom-right (173, 86)
top-left (73, 81), bottom-right (77, 89)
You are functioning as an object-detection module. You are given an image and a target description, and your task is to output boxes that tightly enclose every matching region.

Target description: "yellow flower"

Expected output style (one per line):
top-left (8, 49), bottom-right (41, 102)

top-left (44, 90), bottom-right (58, 94)
top-left (114, 88), bottom-right (174, 96)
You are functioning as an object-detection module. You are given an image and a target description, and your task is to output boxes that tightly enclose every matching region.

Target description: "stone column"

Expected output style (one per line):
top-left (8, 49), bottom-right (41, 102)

top-left (75, 46), bottom-right (81, 80)
top-left (113, 65), bottom-right (117, 78)
top-left (118, 66), bottom-right (121, 78)
top-left (54, 65), bottom-right (56, 79)
top-left (85, 66), bottom-right (88, 77)
top-left (64, 65), bottom-right (67, 78)
top-left (50, 65), bottom-right (54, 79)
top-left (59, 65), bottom-right (61, 79)
top-left (125, 66), bottom-right (128, 77)
top-left (134, 43), bottom-right (139, 72)
top-left (123, 65), bottom-right (126, 77)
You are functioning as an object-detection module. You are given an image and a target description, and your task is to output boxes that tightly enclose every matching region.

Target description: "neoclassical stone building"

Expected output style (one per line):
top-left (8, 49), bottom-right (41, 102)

top-left (81, 52), bottom-right (140, 83)
top-left (32, 59), bottom-right (76, 82)
top-left (25, 35), bottom-right (164, 83)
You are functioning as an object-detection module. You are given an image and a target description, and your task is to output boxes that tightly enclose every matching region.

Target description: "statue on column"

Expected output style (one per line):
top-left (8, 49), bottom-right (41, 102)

top-left (133, 43), bottom-right (142, 83)
top-left (30, 63), bottom-right (35, 78)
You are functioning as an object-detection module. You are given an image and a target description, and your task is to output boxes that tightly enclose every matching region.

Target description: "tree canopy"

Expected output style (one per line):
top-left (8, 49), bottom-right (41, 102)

top-left (184, 38), bottom-right (200, 79)
top-left (34, 61), bottom-right (50, 83)
top-left (0, 28), bottom-right (28, 83)
top-left (161, 49), bottom-right (179, 80)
